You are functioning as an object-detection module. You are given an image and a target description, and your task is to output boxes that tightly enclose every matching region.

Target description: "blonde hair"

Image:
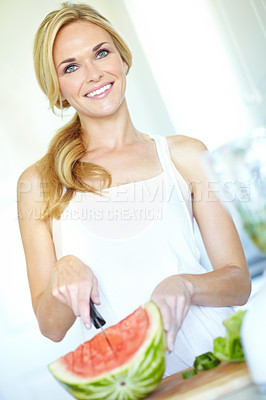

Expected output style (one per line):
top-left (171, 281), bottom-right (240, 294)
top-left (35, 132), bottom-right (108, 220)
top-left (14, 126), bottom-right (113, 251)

top-left (33, 2), bottom-right (132, 219)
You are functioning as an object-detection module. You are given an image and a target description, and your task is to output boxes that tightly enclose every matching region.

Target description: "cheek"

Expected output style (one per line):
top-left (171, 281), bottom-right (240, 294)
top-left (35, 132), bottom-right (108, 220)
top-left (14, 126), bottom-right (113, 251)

top-left (116, 61), bottom-right (127, 88)
top-left (59, 78), bottom-right (78, 100)
top-left (112, 56), bottom-right (128, 77)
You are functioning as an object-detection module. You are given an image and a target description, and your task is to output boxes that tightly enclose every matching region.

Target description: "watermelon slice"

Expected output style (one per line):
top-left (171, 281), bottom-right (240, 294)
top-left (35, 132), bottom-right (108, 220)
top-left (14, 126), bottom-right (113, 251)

top-left (49, 301), bottom-right (166, 400)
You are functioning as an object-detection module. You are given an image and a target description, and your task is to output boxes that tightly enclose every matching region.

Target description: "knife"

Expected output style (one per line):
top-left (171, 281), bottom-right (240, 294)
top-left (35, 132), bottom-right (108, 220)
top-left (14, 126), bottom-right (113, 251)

top-left (89, 299), bottom-right (117, 355)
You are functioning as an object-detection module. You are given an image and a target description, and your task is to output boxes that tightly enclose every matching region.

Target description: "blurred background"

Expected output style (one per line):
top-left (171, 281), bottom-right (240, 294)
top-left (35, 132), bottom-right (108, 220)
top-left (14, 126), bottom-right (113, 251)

top-left (1, 0), bottom-right (266, 398)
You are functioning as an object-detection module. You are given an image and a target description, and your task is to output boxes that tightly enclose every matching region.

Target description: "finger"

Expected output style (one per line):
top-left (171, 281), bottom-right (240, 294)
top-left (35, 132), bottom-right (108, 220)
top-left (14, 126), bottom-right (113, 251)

top-left (152, 297), bottom-right (178, 352)
top-left (175, 295), bottom-right (190, 329)
top-left (167, 326), bottom-right (178, 353)
top-left (90, 276), bottom-right (100, 305)
top-left (65, 284), bottom-right (80, 317)
top-left (78, 281), bottom-right (92, 327)
top-left (180, 303), bottom-right (190, 326)
top-left (79, 299), bottom-right (92, 328)
top-left (159, 297), bottom-right (178, 352)
top-left (165, 304), bottom-right (178, 352)
top-left (151, 296), bottom-right (171, 332)
top-left (166, 299), bottom-right (190, 352)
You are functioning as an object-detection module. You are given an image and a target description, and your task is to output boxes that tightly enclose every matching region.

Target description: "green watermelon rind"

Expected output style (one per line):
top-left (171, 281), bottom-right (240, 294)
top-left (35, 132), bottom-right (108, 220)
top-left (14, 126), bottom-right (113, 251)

top-left (66, 352), bottom-right (165, 400)
top-left (49, 301), bottom-right (166, 400)
top-left (64, 330), bottom-right (165, 400)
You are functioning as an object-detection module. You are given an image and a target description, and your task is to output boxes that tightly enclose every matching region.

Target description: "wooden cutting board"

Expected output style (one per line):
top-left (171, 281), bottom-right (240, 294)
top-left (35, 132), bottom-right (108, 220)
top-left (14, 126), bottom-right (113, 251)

top-left (145, 362), bottom-right (252, 399)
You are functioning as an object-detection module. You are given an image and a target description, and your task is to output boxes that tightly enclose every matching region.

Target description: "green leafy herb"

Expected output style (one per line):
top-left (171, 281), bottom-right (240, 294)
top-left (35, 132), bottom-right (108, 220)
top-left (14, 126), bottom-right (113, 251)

top-left (182, 369), bottom-right (197, 379)
top-left (213, 310), bottom-right (246, 362)
top-left (182, 310), bottom-right (247, 380)
top-left (194, 351), bottom-right (220, 371)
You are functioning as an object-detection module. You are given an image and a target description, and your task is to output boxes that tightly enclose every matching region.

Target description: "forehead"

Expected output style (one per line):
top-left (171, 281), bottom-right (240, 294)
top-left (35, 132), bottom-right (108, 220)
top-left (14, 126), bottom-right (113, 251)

top-left (53, 20), bottom-right (113, 59)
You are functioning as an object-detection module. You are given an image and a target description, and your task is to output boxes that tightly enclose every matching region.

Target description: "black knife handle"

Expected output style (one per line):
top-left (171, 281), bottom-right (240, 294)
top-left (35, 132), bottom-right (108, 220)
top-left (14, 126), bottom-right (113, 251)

top-left (90, 299), bottom-right (106, 329)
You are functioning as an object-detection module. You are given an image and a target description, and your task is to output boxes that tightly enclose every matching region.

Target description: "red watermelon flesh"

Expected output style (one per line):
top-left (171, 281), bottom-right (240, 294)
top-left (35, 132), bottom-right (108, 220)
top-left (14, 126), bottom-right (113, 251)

top-left (49, 301), bottom-right (166, 400)
top-left (62, 306), bottom-right (149, 377)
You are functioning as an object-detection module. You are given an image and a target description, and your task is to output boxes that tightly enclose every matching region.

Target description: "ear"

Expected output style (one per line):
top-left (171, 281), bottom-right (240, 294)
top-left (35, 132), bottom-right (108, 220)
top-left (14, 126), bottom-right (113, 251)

top-left (122, 59), bottom-right (129, 75)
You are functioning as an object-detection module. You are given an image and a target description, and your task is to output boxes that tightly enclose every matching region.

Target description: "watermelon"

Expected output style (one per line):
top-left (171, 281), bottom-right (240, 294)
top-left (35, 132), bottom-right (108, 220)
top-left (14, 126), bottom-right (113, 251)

top-left (49, 301), bottom-right (166, 400)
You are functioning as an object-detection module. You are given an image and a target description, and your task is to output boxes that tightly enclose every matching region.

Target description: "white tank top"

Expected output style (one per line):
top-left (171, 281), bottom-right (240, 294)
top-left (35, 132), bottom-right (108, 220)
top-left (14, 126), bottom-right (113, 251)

top-left (53, 134), bottom-right (233, 375)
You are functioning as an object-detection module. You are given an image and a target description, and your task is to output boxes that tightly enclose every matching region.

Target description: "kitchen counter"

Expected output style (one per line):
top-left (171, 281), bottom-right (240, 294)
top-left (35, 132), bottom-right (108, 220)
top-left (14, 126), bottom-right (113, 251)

top-left (145, 361), bottom-right (265, 399)
top-left (220, 384), bottom-right (266, 400)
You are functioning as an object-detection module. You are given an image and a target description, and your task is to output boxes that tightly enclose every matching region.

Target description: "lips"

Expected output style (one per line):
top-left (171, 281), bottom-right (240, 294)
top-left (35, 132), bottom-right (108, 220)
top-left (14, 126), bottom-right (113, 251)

top-left (85, 82), bottom-right (113, 98)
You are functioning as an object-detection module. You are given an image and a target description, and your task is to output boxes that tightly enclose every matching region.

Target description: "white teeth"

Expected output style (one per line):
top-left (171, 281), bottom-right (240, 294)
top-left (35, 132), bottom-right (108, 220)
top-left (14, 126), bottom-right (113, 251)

top-left (86, 84), bottom-right (112, 98)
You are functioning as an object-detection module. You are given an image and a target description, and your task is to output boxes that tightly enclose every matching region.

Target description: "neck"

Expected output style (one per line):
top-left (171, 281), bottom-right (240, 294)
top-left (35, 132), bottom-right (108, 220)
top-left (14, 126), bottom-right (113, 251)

top-left (79, 100), bottom-right (144, 151)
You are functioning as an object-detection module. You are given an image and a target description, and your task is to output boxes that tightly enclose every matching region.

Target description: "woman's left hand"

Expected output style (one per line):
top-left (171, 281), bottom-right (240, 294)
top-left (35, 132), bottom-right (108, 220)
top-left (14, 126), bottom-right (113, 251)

top-left (151, 275), bottom-right (194, 352)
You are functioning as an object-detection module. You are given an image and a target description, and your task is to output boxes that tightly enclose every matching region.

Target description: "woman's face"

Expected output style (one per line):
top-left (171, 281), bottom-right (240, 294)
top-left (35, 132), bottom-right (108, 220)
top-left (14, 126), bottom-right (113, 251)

top-left (53, 21), bottom-right (128, 119)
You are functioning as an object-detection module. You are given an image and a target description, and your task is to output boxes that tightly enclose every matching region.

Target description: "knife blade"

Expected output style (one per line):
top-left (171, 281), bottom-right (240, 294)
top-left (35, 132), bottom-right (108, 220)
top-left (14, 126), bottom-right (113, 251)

top-left (89, 299), bottom-right (117, 356)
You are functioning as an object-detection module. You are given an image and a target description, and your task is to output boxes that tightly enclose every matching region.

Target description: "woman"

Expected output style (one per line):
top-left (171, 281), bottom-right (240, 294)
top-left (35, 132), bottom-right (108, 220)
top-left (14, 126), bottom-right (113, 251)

top-left (17, 2), bottom-right (251, 375)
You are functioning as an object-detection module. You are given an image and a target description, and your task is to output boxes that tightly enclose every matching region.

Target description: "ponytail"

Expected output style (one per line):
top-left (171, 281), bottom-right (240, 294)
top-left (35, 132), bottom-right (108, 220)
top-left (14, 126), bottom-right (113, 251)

top-left (37, 113), bottom-right (111, 219)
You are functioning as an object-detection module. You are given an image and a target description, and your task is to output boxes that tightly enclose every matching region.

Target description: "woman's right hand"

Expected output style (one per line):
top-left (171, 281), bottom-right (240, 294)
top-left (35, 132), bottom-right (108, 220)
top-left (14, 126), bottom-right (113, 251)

top-left (51, 255), bottom-right (100, 328)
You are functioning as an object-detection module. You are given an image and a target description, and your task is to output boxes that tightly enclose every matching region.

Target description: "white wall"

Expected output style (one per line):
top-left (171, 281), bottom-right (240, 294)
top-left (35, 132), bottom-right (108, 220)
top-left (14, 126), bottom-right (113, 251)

top-left (124, 0), bottom-right (262, 150)
top-left (1, 0), bottom-right (265, 399)
top-left (207, 0), bottom-right (266, 131)
top-left (124, 0), bottom-right (266, 149)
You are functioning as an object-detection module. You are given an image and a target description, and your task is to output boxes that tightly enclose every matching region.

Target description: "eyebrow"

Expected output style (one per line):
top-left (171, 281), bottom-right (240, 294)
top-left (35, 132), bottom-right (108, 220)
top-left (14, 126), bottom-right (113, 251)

top-left (57, 42), bottom-right (109, 69)
top-left (93, 41), bottom-right (108, 52)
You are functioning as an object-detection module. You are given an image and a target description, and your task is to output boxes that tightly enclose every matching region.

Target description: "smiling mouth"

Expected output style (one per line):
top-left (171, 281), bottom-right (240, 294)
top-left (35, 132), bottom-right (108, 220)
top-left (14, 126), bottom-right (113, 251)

top-left (85, 83), bottom-right (113, 98)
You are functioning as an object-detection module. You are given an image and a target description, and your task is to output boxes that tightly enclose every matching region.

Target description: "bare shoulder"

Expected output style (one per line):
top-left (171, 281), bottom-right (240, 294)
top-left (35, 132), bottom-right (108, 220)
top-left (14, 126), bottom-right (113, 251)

top-left (17, 162), bottom-right (43, 210)
top-left (166, 134), bottom-right (207, 156)
top-left (18, 162), bottom-right (40, 185)
top-left (165, 135), bottom-right (208, 191)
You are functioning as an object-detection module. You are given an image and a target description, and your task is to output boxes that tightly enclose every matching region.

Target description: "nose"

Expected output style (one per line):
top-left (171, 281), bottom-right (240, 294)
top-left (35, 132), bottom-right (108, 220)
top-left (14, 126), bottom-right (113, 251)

top-left (84, 61), bottom-right (103, 83)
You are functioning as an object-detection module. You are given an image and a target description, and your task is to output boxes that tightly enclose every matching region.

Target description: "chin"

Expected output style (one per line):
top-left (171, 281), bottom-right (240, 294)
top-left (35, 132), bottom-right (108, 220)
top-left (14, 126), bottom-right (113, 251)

top-left (90, 104), bottom-right (124, 118)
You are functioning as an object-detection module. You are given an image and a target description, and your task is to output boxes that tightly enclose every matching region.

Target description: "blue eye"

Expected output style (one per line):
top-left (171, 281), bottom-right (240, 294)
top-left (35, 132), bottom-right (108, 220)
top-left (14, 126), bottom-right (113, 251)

top-left (64, 64), bottom-right (78, 73)
top-left (96, 49), bottom-right (109, 59)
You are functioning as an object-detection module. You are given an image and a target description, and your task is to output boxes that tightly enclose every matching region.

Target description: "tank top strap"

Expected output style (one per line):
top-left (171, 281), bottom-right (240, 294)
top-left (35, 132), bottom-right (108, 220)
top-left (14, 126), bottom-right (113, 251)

top-left (150, 134), bottom-right (195, 232)
top-left (150, 134), bottom-right (182, 194)
top-left (149, 135), bottom-right (173, 188)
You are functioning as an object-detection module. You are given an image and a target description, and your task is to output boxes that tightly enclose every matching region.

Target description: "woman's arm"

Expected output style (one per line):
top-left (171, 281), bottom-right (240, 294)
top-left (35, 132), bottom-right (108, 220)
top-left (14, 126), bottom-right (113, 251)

top-left (151, 135), bottom-right (251, 351)
top-left (174, 135), bottom-right (251, 305)
top-left (17, 165), bottom-right (99, 342)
